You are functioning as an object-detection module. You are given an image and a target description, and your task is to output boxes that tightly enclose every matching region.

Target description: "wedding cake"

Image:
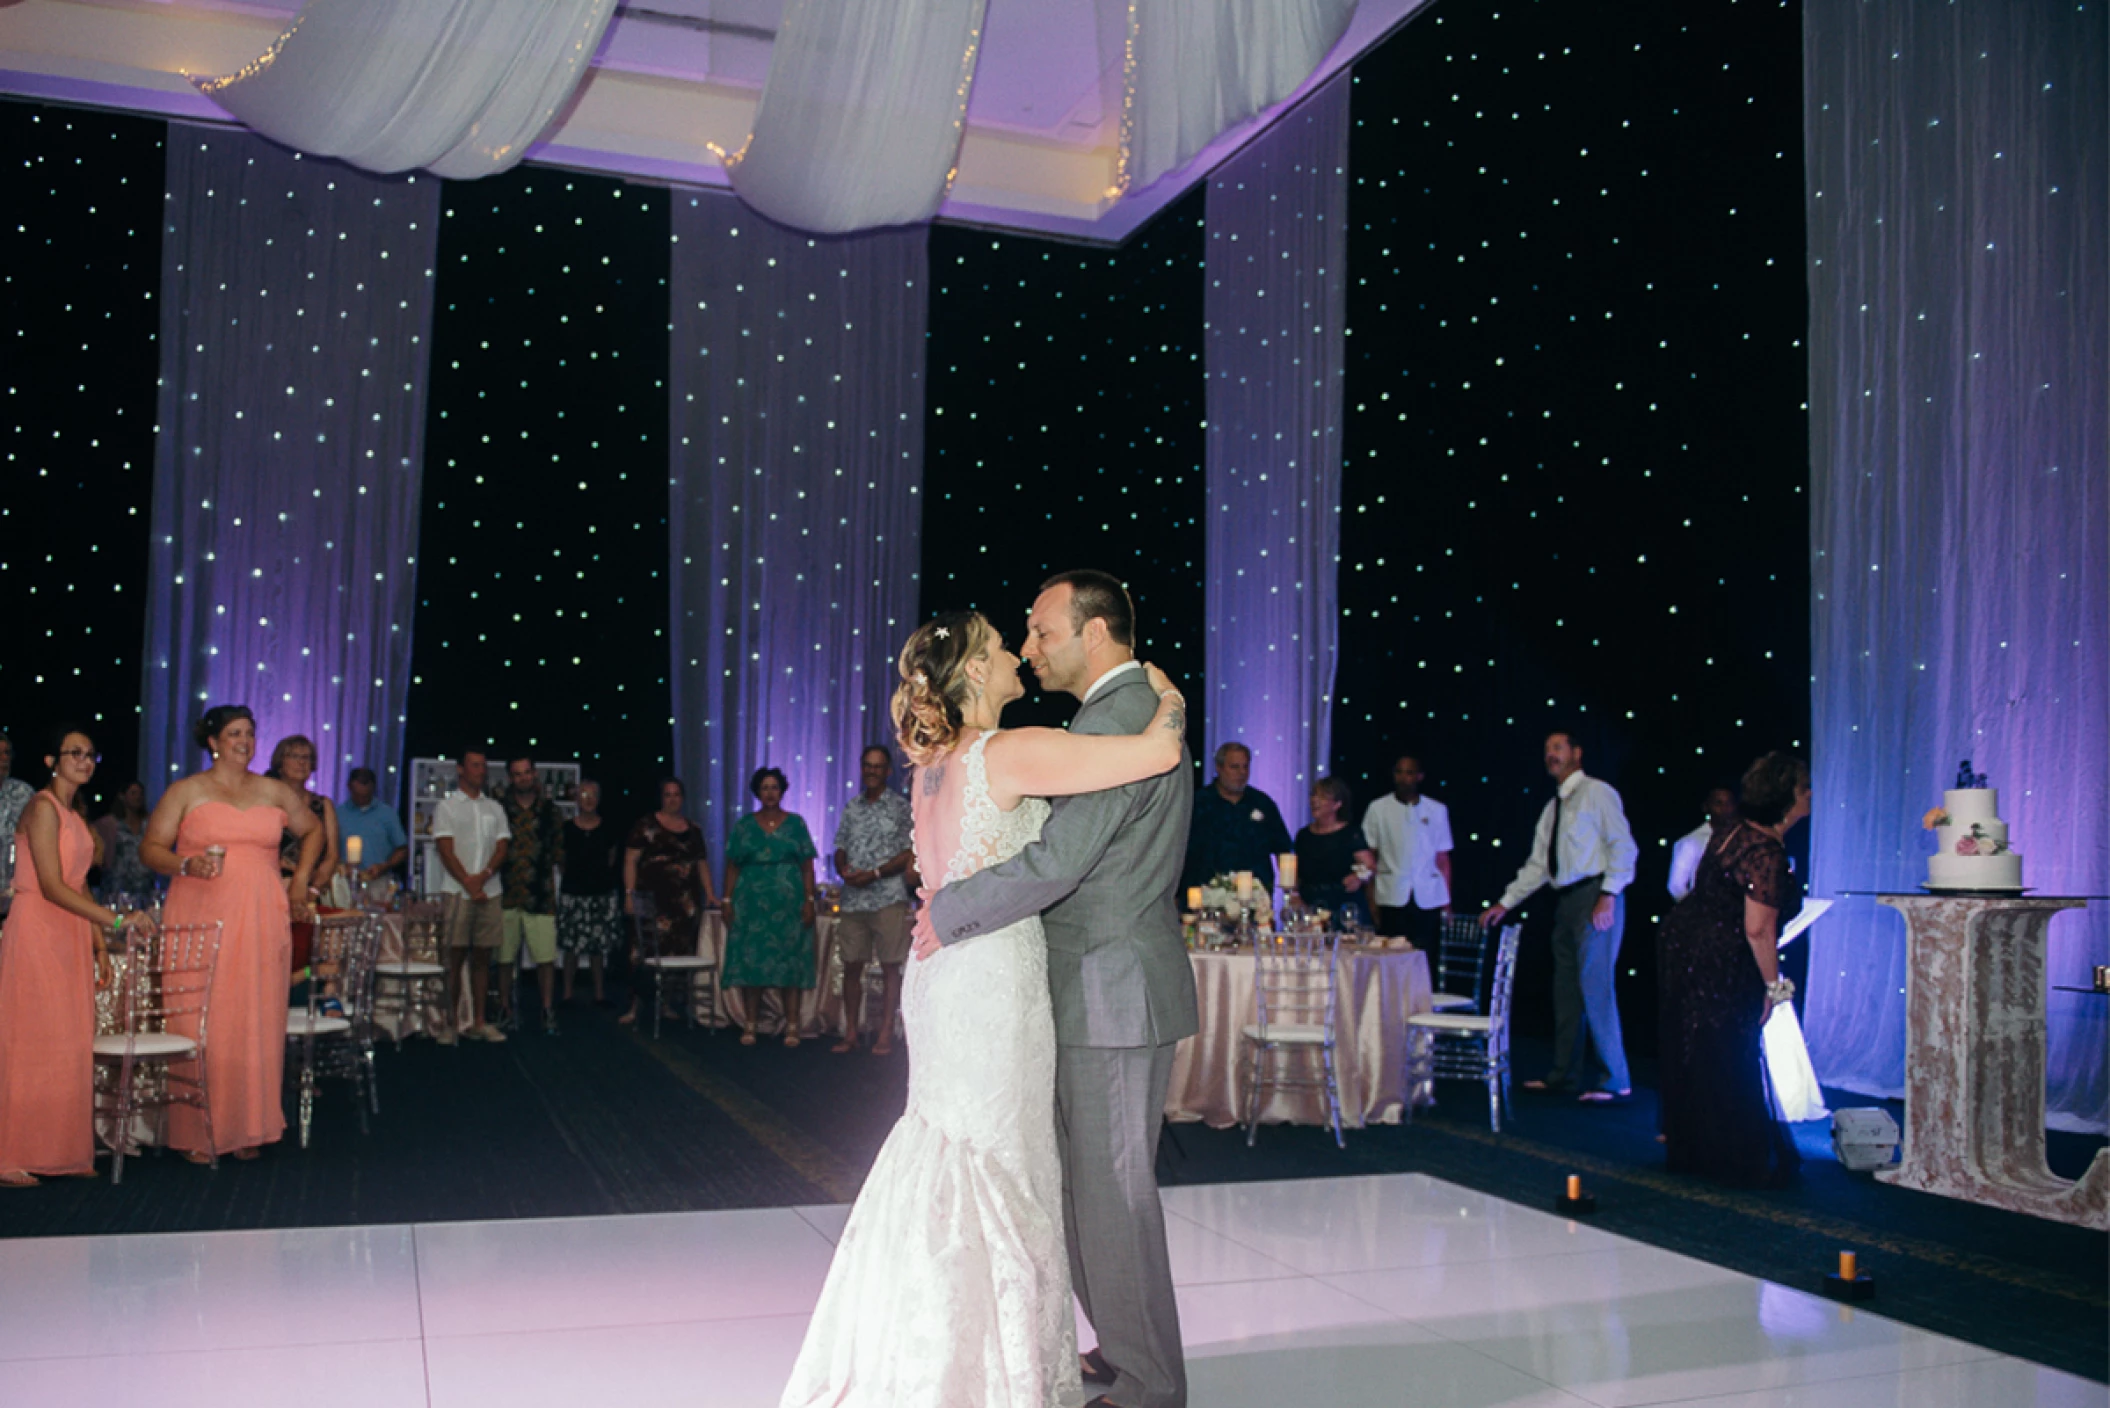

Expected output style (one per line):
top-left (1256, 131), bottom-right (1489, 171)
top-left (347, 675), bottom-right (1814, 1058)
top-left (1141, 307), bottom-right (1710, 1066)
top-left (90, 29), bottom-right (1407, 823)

top-left (1922, 762), bottom-right (2023, 891)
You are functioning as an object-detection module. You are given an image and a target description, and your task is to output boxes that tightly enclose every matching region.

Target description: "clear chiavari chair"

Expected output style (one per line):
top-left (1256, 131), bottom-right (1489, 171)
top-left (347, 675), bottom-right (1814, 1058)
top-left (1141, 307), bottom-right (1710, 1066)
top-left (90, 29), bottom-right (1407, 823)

top-left (1427, 913), bottom-right (1492, 1013)
top-left (286, 911), bottom-right (383, 1147)
top-left (92, 920), bottom-right (222, 1183)
top-left (1241, 929), bottom-right (1345, 1148)
top-left (371, 898), bottom-right (448, 1047)
top-left (631, 891), bottom-right (719, 1038)
top-left (1405, 923), bottom-right (1523, 1132)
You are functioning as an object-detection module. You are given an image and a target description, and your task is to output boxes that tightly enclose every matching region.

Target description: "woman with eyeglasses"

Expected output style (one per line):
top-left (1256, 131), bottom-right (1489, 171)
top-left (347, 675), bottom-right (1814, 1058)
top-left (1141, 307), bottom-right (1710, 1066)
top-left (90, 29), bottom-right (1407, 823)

top-left (0, 726), bottom-right (155, 1186)
top-left (141, 705), bottom-right (322, 1164)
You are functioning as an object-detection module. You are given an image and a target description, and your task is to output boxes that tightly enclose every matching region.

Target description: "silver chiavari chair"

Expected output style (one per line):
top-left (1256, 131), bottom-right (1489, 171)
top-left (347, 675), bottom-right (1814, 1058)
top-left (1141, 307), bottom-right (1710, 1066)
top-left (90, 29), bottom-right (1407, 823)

top-left (1241, 929), bottom-right (1346, 1149)
top-left (93, 920), bottom-right (222, 1183)
top-left (1405, 923), bottom-right (1523, 1133)
top-left (286, 911), bottom-right (383, 1147)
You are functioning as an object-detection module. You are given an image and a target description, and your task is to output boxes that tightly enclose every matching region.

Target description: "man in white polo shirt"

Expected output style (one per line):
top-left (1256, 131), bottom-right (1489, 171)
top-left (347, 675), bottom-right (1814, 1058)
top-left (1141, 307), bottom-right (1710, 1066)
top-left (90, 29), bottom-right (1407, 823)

top-left (1361, 754), bottom-right (1453, 946)
top-left (431, 747), bottom-right (509, 1044)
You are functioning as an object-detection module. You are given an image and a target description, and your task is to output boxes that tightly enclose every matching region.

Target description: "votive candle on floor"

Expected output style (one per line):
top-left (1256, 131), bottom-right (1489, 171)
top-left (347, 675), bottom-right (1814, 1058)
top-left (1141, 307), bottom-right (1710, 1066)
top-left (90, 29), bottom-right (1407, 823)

top-left (1566, 1175), bottom-right (1582, 1201)
top-left (1838, 1251), bottom-right (1857, 1280)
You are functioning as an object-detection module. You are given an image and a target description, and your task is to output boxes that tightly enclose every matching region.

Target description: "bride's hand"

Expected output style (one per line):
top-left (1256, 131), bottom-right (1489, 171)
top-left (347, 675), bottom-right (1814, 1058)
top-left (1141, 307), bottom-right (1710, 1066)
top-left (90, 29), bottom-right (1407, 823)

top-left (1142, 661), bottom-right (1179, 699)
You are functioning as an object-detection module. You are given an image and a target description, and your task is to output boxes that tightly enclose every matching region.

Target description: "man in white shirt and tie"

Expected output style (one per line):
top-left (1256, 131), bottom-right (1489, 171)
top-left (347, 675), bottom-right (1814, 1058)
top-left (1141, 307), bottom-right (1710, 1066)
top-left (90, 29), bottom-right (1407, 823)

top-left (1480, 730), bottom-right (1639, 1102)
top-left (1361, 755), bottom-right (1453, 945)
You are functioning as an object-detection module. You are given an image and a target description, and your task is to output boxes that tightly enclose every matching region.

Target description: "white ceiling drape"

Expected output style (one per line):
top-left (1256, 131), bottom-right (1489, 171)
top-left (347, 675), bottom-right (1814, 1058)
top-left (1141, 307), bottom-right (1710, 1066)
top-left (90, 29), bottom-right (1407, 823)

top-left (193, 0), bottom-right (618, 180)
top-left (1114, 0), bottom-right (1358, 195)
top-left (720, 0), bottom-right (988, 233)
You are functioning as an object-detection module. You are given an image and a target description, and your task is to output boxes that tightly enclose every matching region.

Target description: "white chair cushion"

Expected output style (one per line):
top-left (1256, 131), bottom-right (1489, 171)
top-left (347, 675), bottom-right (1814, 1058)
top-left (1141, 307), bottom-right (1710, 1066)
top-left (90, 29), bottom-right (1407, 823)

top-left (644, 955), bottom-right (715, 971)
top-left (376, 960), bottom-right (446, 977)
top-left (91, 1031), bottom-right (197, 1059)
top-left (1428, 992), bottom-right (1477, 1011)
top-left (286, 1009), bottom-right (353, 1037)
top-left (1408, 1011), bottom-right (1494, 1033)
top-left (1241, 1022), bottom-right (1332, 1045)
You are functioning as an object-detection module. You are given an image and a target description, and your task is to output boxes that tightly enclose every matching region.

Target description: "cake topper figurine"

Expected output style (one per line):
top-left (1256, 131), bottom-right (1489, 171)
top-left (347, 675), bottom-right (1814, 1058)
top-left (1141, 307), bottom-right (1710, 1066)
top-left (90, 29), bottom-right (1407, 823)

top-left (1954, 759), bottom-right (1987, 789)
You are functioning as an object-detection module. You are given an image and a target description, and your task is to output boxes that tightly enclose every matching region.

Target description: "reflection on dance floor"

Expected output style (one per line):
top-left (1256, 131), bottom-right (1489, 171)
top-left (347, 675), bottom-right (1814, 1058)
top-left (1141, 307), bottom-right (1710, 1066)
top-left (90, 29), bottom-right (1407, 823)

top-left (0, 1172), bottom-right (2094, 1408)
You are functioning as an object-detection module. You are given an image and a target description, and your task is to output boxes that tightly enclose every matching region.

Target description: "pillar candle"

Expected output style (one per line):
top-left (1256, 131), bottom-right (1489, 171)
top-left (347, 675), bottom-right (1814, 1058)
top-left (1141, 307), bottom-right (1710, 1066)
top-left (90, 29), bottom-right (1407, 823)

top-left (1235, 871), bottom-right (1255, 901)
top-left (1838, 1251), bottom-right (1857, 1280)
top-left (1565, 1174), bottom-right (1582, 1201)
top-left (1278, 854), bottom-right (1298, 890)
top-left (345, 835), bottom-right (363, 866)
top-left (1187, 887), bottom-right (1203, 911)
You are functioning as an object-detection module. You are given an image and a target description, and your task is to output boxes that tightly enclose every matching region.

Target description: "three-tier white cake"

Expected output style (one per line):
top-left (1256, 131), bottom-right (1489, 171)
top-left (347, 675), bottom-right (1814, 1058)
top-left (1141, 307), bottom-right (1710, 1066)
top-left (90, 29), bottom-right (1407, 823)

top-left (1925, 788), bottom-right (2023, 891)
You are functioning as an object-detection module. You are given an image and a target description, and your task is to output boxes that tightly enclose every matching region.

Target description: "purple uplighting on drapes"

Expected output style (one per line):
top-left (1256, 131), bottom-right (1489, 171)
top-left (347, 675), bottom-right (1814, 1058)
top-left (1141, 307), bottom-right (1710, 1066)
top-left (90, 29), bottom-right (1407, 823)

top-left (1202, 74), bottom-right (1349, 827)
top-left (1801, 5), bottom-right (2107, 1129)
top-left (666, 194), bottom-right (927, 866)
top-left (141, 127), bottom-right (438, 804)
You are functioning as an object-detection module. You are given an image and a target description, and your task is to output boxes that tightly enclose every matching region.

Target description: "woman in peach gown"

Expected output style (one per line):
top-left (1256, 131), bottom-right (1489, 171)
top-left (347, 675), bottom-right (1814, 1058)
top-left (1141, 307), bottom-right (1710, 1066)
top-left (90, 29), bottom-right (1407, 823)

top-left (0, 727), bottom-right (158, 1186)
top-left (142, 705), bottom-right (321, 1162)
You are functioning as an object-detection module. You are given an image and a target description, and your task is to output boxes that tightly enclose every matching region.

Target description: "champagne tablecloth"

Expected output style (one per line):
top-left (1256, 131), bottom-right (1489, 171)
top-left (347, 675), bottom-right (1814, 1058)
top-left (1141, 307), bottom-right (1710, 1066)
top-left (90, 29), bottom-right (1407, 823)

top-left (1166, 945), bottom-right (1433, 1129)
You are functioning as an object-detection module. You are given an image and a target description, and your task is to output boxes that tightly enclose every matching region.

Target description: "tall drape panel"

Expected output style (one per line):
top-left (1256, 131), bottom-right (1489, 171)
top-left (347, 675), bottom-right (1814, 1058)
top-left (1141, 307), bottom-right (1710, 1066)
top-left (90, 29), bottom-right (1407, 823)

top-left (723, 0), bottom-right (986, 234)
top-left (667, 194), bottom-right (927, 867)
top-left (142, 127), bottom-right (439, 805)
top-left (1112, 0), bottom-right (1358, 194)
top-left (1802, 2), bottom-right (2107, 1130)
top-left (1202, 74), bottom-right (1348, 832)
top-left (196, 0), bottom-right (617, 180)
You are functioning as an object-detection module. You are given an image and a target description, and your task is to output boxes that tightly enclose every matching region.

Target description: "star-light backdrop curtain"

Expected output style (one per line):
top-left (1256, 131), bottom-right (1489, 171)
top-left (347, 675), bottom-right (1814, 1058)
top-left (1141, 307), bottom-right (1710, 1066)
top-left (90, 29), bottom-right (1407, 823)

top-left (724, 0), bottom-right (986, 234)
top-left (1201, 74), bottom-right (1349, 833)
top-left (141, 128), bottom-right (439, 805)
top-left (1801, 2), bottom-right (2107, 1130)
top-left (668, 194), bottom-right (927, 866)
top-left (195, 0), bottom-right (617, 180)
top-left (1112, 0), bottom-right (1357, 195)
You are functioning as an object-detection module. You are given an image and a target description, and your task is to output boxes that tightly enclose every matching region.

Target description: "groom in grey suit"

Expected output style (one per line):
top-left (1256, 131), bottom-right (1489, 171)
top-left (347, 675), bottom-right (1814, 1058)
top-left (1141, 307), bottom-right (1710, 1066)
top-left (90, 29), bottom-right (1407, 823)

top-left (919, 569), bottom-right (1197, 1408)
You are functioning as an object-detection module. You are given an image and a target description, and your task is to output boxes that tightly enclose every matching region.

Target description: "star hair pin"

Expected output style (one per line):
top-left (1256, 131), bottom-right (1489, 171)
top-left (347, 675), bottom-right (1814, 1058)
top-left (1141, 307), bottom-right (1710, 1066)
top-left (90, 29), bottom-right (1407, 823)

top-left (934, 627), bottom-right (950, 639)
top-left (913, 671), bottom-right (928, 685)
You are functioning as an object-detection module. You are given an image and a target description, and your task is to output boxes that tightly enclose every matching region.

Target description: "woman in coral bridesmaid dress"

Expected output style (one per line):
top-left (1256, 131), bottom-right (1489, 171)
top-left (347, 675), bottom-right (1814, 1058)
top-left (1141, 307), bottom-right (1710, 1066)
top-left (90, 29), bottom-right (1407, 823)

top-left (0, 727), bottom-right (153, 1187)
top-left (142, 705), bottom-right (322, 1162)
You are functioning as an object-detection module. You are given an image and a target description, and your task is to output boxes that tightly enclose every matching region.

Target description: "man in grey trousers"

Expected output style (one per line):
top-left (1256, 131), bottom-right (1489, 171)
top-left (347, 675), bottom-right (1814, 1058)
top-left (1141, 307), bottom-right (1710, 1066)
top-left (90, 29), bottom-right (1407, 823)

top-left (917, 569), bottom-right (1197, 1408)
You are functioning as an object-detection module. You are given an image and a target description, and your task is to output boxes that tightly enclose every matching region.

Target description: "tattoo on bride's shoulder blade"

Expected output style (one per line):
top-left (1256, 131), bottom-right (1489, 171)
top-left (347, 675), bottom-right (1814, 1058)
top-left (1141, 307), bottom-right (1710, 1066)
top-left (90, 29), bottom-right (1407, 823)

top-left (922, 762), bottom-right (946, 797)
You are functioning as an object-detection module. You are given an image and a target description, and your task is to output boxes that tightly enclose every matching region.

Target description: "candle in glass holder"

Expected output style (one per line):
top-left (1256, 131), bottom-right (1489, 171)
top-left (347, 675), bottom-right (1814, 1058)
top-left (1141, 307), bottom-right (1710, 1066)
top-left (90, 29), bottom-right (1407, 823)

top-left (1277, 854), bottom-right (1298, 891)
top-left (1234, 871), bottom-right (1255, 902)
top-left (345, 835), bottom-right (363, 866)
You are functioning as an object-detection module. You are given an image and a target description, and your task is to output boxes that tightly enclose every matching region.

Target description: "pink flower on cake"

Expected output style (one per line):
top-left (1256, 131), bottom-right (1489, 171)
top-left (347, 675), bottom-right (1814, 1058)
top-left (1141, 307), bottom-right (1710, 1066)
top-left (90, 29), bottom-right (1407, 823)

top-left (1955, 836), bottom-right (1980, 856)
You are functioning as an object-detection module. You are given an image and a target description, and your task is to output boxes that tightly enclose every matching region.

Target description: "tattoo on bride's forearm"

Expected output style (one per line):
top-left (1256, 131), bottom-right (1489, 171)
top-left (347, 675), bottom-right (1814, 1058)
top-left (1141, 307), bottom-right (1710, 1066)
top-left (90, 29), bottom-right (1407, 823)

top-left (1161, 701), bottom-right (1186, 735)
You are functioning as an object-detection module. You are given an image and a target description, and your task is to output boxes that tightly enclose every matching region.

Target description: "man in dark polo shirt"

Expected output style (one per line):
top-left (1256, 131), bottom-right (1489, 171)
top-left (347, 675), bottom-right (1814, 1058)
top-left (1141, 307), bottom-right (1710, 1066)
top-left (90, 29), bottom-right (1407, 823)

top-left (1181, 742), bottom-right (1293, 895)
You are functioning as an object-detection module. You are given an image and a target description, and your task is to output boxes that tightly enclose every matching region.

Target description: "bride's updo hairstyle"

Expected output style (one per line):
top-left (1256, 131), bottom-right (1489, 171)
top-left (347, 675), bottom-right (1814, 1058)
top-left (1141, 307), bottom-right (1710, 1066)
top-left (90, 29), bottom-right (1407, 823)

top-left (893, 611), bottom-right (996, 767)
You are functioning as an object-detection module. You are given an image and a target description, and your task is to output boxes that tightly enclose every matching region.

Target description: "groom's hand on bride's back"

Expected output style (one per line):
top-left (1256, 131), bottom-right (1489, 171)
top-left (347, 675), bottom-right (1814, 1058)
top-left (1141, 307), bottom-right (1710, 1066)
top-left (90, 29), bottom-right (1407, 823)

top-left (911, 909), bottom-right (941, 960)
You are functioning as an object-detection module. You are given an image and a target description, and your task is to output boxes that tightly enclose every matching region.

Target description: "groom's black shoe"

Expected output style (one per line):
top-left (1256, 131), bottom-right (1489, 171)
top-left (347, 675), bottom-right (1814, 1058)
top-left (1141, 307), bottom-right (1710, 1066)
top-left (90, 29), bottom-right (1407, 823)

top-left (1080, 1349), bottom-right (1117, 1386)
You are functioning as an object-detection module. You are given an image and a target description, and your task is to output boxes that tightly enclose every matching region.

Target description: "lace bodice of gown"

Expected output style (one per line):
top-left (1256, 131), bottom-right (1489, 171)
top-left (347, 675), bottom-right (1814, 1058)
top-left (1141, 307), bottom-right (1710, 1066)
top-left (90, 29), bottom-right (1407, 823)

top-left (912, 730), bottom-right (1051, 892)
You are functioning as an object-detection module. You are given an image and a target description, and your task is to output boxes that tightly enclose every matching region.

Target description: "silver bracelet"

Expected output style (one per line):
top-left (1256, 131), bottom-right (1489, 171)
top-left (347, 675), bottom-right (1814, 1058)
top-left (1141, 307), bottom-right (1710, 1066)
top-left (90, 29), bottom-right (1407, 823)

top-left (1765, 977), bottom-right (1796, 1004)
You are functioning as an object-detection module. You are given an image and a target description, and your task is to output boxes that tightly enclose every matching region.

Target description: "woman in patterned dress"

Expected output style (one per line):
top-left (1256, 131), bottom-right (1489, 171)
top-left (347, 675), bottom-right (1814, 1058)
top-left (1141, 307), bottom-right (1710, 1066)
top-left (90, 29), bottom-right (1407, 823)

top-left (558, 780), bottom-right (623, 1005)
top-left (721, 767), bottom-right (818, 1047)
top-left (621, 778), bottom-right (718, 1026)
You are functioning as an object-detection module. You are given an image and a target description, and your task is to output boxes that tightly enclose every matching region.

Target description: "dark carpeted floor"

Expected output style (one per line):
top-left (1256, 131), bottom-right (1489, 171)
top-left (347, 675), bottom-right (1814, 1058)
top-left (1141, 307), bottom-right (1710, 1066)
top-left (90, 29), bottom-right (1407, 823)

top-left (3, 1005), bottom-right (2102, 1383)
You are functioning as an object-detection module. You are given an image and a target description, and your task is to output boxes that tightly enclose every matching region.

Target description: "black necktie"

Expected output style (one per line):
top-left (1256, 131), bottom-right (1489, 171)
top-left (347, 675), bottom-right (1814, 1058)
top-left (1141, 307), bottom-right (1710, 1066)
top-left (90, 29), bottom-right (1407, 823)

top-left (1543, 791), bottom-right (1561, 878)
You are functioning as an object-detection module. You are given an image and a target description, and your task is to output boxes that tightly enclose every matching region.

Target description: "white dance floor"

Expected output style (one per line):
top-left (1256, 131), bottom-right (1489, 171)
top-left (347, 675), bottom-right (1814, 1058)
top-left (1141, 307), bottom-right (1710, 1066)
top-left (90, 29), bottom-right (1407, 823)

top-left (0, 1172), bottom-right (2098, 1407)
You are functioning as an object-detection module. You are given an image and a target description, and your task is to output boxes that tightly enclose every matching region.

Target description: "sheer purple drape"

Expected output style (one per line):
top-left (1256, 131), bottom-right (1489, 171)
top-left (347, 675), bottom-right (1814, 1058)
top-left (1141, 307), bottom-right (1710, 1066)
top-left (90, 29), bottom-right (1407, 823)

top-left (142, 127), bottom-right (438, 805)
top-left (667, 194), bottom-right (927, 866)
top-left (1202, 75), bottom-right (1348, 828)
top-left (1802, 4), bottom-right (2107, 1130)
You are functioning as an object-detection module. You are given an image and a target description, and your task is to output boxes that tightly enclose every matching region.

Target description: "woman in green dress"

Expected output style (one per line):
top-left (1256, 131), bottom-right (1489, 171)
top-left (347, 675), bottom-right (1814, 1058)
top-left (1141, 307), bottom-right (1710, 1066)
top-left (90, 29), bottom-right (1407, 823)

top-left (722, 766), bottom-right (818, 1046)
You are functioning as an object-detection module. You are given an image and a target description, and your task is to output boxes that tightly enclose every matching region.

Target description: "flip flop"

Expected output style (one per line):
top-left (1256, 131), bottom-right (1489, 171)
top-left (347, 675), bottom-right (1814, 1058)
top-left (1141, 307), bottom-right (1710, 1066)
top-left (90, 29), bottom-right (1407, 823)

top-left (1578, 1089), bottom-right (1633, 1104)
top-left (0, 1171), bottom-right (39, 1188)
top-left (830, 1039), bottom-right (856, 1054)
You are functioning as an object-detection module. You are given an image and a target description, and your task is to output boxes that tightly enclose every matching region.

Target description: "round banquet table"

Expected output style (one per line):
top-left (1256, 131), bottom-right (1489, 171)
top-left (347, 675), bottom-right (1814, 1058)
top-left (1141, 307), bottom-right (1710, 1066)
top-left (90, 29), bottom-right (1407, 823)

top-left (1165, 943), bottom-right (1434, 1130)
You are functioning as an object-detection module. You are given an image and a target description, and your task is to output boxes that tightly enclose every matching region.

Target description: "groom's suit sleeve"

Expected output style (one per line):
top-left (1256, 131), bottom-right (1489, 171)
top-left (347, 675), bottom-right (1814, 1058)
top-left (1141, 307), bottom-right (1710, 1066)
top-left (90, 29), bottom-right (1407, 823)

top-left (927, 702), bottom-right (1138, 946)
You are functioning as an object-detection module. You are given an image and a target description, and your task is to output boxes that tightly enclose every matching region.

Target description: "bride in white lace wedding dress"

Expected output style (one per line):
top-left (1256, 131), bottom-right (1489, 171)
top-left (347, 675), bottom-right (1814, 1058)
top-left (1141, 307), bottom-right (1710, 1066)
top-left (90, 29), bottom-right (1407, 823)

top-left (780, 612), bottom-right (1184, 1408)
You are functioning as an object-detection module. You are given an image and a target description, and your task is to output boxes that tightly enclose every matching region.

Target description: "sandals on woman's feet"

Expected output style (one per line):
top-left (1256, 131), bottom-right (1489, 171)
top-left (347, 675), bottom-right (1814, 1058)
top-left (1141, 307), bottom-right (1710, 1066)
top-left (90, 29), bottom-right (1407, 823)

top-left (830, 1038), bottom-right (856, 1054)
top-left (739, 1028), bottom-right (758, 1046)
top-left (784, 1034), bottom-right (801, 1049)
top-left (0, 1171), bottom-right (39, 1188)
top-left (181, 1150), bottom-right (213, 1166)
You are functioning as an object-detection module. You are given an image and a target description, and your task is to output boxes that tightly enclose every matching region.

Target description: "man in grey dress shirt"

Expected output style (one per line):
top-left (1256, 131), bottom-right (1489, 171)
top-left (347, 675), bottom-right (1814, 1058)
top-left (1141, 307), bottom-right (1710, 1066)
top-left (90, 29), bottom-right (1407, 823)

top-left (1481, 730), bottom-right (1640, 1101)
top-left (919, 570), bottom-right (1196, 1408)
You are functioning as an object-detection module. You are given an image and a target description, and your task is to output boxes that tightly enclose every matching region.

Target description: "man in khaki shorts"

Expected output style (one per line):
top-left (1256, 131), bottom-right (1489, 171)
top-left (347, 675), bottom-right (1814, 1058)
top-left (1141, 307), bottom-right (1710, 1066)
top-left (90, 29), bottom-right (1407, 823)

top-left (499, 756), bottom-right (565, 1036)
top-left (831, 745), bottom-right (914, 1055)
top-left (432, 748), bottom-right (509, 1043)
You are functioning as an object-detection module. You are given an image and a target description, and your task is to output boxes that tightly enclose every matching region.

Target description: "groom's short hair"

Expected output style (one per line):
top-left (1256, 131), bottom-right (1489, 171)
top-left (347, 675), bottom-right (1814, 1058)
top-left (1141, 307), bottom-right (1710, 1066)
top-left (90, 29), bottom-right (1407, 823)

top-left (1042, 569), bottom-right (1135, 647)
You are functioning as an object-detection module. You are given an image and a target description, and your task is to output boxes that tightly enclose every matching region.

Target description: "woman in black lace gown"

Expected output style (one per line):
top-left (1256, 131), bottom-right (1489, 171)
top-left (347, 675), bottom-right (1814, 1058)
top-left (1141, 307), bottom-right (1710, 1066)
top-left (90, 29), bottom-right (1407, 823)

top-left (1657, 751), bottom-right (1810, 1188)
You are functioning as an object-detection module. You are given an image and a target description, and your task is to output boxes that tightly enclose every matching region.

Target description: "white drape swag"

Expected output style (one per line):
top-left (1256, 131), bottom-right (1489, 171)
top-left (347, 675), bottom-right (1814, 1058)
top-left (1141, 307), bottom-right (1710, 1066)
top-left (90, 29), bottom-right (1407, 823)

top-left (724, 0), bottom-right (987, 234)
top-left (1202, 74), bottom-right (1349, 830)
top-left (142, 127), bottom-right (438, 802)
top-left (194, 0), bottom-right (618, 180)
top-left (667, 195), bottom-right (928, 865)
top-left (1800, 3), bottom-right (2107, 1129)
top-left (1116, 0), bottom-right (1357, 195)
